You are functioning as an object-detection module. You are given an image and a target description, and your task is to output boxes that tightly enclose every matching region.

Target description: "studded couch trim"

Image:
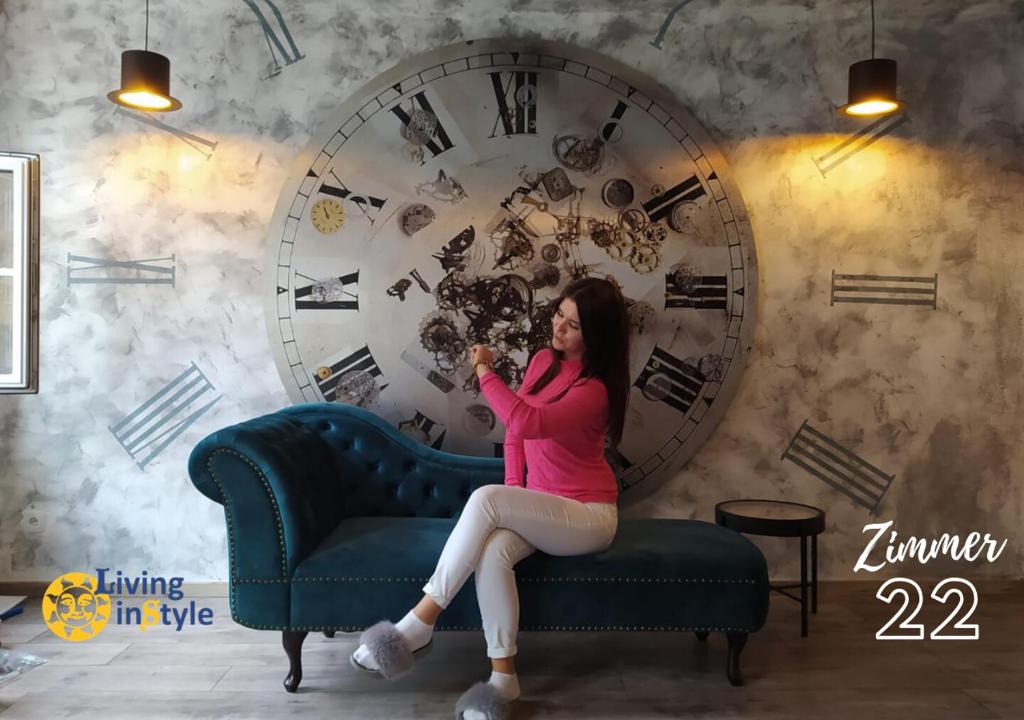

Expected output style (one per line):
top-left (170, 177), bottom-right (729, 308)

top-left (287, 576), bottom-right (759, 583)
top-left (227, 612), bottom-right (756, 634)
top-left (205, 448), bottom-right (289, 619)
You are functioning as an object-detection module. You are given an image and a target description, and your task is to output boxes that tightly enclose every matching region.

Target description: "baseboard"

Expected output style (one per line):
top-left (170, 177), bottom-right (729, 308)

top-left (0, 581), bottom-right (230, 598)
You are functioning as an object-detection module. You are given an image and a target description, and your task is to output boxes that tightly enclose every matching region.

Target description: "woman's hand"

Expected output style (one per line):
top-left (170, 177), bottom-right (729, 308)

top-left (470, 344), bottom-right (495, 375)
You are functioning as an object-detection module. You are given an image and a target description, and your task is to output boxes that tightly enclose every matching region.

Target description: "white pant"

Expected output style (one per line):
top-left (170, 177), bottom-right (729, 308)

top-left (422, 484), bottom-right (618, 658)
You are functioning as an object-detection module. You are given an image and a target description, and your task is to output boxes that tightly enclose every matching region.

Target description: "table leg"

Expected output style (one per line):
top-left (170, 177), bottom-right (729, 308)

top-left (811, 534), bottom-right (818, 615)
top-left (800, 534), bottom-right (808, 637)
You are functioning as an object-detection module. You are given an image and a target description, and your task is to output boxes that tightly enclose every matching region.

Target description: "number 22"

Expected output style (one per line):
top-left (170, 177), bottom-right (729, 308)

top-left (875, 578), bottom-right (979, 640)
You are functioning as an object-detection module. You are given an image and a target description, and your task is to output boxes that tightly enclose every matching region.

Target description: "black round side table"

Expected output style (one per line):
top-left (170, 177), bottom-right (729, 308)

top-left (715, 499), bottom-right (826, 637)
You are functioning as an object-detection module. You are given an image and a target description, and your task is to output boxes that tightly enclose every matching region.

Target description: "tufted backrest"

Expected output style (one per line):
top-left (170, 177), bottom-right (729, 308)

top-left (276, 402), bottom-right (504, 521)
top-left (189, 402), bottom-right (507, 576)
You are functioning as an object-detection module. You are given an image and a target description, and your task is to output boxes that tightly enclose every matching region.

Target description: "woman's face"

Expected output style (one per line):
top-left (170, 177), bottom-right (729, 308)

top-left (552, 297), bottom-right (585, 360)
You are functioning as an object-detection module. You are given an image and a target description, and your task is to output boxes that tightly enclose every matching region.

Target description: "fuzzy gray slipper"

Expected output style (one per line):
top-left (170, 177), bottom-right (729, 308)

top-left (454, 681), bottom-right (512, 720)
top-left (350, 621), bottom-right (432, 680)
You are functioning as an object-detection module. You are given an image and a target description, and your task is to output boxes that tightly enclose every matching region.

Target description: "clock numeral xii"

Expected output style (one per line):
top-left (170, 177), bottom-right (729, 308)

top-left (489, 71), bottom-right (538, 137)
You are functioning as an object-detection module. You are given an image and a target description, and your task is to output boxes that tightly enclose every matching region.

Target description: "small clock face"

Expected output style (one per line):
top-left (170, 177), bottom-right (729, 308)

top-left (310, 198), bottom-right (345, 234)
top-left (263, 39), bottom-right (759, 500)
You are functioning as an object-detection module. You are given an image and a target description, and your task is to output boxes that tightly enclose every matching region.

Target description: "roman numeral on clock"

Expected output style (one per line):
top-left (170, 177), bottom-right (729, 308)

top-left (68, 253), bottom-right (175, 286)
top-left (650, 0), bottom-right (697, 49)
top-left (294, 271), bottom-right (359, 311)
top-left (599, 100), bottom-right (630, 143)
top-left (109, 362), bottom-right (222, 470)
top-left (634, 346), bottom-right (703, 415)
top-left (642, 175), bottom-right (707, 224)
top-left (314, 169), bottom-right (387, 224)
top-left (605, 446), bottom-right (635, 493)
top-left (830, 271), bottom-right (937, 308)
top-left (241, 0), bottom-right (304, 77)
top-left (315, 345), bottom-right (387, 402)
top-left (398, 410), bottom-right (447, 449)
top-left (665, 273), bottom-right (727, 309)
top-left (604, 445), bottom-right (634, 474)
top-left (782, 419), bottom-right (895, 513)
top-left (812, 113), bottom-right (908, 177)
top-left (390, 91), bottom-right (456, 160)
top-left (488, 71), bottom-right (538, 137)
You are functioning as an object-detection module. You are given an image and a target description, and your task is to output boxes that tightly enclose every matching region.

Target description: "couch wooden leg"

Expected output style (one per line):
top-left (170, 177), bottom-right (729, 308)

top-left (725, 631), bottom-right (748, 686)
top-left (694, 630), bottom-right (709, 642)
top-left (283, 630), bottom-right (309, 693)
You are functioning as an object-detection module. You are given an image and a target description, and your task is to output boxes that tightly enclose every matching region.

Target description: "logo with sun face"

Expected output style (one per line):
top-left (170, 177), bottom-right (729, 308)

top-left (42, 572), bottom-right (111, 641)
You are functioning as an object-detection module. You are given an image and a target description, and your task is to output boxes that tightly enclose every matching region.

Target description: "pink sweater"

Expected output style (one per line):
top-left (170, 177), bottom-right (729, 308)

top-left (478, 348), bottom-right (619, 504)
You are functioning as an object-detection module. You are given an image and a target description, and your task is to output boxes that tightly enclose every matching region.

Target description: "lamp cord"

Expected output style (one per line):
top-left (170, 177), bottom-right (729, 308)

top-left (868, 0), bottom-right (876, 58)
top-left (145, 0), bottom-right (149, 51)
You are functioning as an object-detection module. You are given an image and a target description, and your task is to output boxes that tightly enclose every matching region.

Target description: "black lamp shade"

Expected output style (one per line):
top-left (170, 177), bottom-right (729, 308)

top-left (839, 58), bottom-right (901, 116)
top-left (107, 49), bottom-right (182, 112)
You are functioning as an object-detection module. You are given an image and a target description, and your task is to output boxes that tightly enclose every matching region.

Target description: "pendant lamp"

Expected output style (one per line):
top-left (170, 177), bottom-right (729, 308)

top-left (107, 0), bottom-right (182, 112)
top-left (839, 0), bottom-right (901, 117)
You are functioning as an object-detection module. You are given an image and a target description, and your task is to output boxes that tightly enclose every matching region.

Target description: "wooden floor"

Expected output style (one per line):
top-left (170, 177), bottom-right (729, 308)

top-left (0, 581), bottom-right (1021, 718)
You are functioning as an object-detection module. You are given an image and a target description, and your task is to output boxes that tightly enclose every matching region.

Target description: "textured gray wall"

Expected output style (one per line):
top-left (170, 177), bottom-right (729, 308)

top-left (0, 0), bottom-right (1021, 583)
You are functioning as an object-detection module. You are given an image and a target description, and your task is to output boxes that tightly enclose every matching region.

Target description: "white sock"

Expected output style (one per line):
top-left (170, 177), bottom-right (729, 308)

top-left (462, 672), bottom-right (520, 720)
top-left (488, 670), bottom-right (520, 701)
top-left (394, 609), bottom-right (434, 651)
top-left (353, 610), bottom-right (434, 670)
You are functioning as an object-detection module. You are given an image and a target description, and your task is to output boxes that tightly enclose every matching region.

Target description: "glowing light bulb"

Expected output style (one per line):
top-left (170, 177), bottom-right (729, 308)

top-left (843, 99), bottom-right (900, 116)
top-left (117, 90), bottom-right (173, 110)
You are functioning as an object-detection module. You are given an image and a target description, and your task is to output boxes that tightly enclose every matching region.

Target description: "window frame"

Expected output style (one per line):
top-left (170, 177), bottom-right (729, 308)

top-left (0, 152), bottom-right (40, 394)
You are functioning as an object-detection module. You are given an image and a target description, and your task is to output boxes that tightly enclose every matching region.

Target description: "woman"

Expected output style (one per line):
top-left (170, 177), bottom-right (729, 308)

top-left (350, 277), bottom-right (631, 719)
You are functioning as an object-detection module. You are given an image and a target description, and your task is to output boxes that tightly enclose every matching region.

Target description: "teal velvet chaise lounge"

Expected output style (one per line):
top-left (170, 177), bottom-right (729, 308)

top-left (187, 403), bottom-right (770, 691)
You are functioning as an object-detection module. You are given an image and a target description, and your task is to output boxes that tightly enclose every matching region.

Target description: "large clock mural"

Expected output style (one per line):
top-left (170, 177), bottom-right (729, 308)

top-left (263, 39), bottom-right (758, 500)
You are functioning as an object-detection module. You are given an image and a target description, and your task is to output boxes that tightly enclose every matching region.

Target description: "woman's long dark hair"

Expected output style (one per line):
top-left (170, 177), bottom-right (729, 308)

top-left (523, 277), bottom-right (631, 447)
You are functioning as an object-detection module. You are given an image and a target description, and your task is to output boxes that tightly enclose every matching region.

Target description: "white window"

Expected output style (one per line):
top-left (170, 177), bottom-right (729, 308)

top-left (0, 152), bottom-right (40, 394)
